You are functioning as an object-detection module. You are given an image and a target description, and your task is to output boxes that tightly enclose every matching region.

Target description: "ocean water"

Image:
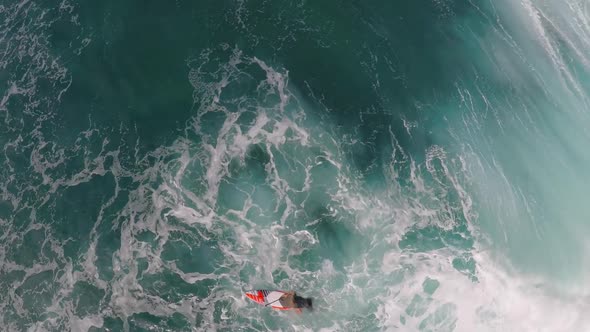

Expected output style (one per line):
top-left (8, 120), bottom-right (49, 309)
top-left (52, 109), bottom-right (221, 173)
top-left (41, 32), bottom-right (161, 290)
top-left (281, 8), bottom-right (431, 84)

top-left (1, 0), bottom-right (590, 331)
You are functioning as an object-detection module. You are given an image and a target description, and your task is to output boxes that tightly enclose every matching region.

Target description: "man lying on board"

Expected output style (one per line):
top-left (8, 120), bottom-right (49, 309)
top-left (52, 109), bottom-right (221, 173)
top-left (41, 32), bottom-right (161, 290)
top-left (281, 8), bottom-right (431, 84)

top-left (277, 291), bottom-right (313, 311)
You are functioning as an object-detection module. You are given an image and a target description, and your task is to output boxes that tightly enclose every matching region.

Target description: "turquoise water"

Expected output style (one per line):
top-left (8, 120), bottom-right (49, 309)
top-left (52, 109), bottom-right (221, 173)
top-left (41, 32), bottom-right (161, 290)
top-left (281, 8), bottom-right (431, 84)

top-left (1, 0), bottom-right (590, 331)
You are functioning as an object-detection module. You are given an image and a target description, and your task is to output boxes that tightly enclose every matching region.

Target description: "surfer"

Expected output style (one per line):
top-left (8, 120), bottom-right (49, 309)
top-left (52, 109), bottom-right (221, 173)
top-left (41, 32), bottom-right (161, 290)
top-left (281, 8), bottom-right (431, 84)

top-left (278, 291), bottom-right (313, 311)
top-left (245, 289), bottom-right (313, 312)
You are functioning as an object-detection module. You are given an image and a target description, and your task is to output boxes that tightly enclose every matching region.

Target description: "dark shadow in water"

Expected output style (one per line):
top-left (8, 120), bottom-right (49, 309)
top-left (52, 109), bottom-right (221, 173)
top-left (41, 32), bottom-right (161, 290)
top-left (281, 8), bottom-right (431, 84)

top-left (291, 204), bottom-right (366, 272)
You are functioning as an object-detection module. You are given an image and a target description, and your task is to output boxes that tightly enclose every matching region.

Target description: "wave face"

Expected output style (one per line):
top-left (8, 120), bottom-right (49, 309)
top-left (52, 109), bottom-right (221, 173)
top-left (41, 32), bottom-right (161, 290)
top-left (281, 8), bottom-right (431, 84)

top-left (1, 0), bottom-right (589, 331)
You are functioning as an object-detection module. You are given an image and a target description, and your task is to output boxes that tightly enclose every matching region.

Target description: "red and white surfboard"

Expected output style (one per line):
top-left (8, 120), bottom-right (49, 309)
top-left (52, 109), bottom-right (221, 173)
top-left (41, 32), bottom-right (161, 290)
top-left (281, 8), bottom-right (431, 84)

top-left (245, 290), bottom-right (295, 311)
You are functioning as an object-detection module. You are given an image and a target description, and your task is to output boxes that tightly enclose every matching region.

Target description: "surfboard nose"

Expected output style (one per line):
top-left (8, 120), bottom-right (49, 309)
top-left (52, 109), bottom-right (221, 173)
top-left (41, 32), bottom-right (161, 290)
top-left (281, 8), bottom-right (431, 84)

top-left (245, 292), bottom-right (257, 301)
top-left (245, 290), bottom-right (265, 303)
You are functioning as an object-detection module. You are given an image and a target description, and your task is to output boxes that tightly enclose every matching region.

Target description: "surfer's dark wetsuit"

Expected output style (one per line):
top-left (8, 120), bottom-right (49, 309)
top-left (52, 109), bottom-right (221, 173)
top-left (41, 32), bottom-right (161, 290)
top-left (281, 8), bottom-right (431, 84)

top-left (294, 294), bottom-right (313, 310)
top-left (279, 291), bottom-right (313, 311)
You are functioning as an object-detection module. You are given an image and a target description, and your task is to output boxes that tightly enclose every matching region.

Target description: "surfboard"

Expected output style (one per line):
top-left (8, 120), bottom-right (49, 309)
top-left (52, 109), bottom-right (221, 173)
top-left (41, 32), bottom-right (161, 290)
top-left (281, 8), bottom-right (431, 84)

top-left (244, 290), bottom-right (295, 310)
